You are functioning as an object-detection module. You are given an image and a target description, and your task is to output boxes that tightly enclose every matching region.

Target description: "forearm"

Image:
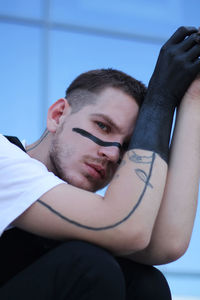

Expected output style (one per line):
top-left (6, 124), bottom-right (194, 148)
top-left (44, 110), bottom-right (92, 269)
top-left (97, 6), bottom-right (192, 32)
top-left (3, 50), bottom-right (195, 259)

top-left (126, 81), bottom-right (200, 265)
top-left (105, 149), bottom-right (167, 255)
top-left (118, 28), bottom-right (200, 254)
top-left (14, 150), bottom-right (167, 255)
top-left (105, 81), bottom-right (178, 254)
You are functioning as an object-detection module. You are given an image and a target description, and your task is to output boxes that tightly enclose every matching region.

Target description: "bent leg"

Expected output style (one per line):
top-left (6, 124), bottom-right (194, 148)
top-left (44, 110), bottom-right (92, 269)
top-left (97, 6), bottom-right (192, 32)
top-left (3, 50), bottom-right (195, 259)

top-left (117, 257), bottom-right (172, 300)
top-left (0, 241), bottom-right (126, 300)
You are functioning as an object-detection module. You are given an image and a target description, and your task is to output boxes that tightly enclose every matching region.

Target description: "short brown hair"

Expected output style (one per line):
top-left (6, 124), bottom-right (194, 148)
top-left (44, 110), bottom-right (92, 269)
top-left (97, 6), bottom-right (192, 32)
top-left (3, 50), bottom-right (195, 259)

top-left (65, 68), bottom-right (146, 113)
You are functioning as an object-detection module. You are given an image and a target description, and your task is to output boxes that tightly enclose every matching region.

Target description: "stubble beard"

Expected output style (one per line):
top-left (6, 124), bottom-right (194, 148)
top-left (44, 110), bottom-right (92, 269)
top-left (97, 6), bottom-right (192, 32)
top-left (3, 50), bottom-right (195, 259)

top-left (49, 138), bottom-right (73, 184)
top-left (49, 129), bottom-right (116, 192)
top-left (49, 138), bottom-right (104, 192)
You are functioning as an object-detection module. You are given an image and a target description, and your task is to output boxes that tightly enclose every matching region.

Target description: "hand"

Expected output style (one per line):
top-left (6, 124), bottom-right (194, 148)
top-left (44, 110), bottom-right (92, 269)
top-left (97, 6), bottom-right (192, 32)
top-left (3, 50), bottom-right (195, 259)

top-left (147, 26), bottom-right (200, 108)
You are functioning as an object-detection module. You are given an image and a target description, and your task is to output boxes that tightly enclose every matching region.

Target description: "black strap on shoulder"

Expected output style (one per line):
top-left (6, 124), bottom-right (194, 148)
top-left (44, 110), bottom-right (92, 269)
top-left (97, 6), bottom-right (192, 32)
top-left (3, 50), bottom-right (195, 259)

top-left (0, 135), bottom-right (60, 286)
top-left (4, 136), bottom-right (26, 152)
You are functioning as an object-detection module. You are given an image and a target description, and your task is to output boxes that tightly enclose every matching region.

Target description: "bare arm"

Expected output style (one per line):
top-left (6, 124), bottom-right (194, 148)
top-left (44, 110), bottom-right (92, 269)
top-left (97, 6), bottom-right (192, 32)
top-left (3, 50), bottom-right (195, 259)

top-left (13, 150), bottom-right (167, 254)
top-left (126, 76), bottom-right (200, 264)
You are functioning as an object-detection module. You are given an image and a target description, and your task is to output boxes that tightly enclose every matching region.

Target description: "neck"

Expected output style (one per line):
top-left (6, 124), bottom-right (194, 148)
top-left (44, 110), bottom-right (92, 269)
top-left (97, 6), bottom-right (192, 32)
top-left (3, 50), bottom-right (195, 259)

top-left (26, 130), bottom-right (52, 171)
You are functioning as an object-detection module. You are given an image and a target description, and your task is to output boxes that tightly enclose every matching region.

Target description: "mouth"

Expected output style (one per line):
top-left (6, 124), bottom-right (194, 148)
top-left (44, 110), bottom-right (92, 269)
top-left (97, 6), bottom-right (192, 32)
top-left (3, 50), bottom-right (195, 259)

top-left (85, 163), bottom-right (106, 180)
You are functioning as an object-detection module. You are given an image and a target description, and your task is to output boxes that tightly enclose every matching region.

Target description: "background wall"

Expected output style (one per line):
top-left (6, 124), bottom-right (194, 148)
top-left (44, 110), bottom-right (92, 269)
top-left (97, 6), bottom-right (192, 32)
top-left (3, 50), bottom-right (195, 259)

top-left (0, 1), bottom-right (200, 298)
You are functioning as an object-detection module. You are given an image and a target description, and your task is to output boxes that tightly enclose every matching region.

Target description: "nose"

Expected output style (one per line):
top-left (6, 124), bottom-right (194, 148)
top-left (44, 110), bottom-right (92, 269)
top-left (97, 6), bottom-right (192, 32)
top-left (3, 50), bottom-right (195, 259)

top-left (98, 145), bottom-right (120, 163)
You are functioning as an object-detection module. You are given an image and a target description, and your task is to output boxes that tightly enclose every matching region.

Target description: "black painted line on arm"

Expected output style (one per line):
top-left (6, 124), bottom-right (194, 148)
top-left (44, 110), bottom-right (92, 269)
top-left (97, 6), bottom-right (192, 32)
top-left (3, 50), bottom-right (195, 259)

top-left (135, 169), bottom-right (153, 188)
top-left (128, 150), bottom-right (153, 164)
top-left (37, 152), bottom-right (156, 231)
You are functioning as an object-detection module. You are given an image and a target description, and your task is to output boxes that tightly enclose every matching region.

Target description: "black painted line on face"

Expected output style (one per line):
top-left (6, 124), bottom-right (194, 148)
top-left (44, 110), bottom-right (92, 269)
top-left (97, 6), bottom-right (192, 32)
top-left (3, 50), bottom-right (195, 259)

top-left (72, 128), bottom-right (122, 149)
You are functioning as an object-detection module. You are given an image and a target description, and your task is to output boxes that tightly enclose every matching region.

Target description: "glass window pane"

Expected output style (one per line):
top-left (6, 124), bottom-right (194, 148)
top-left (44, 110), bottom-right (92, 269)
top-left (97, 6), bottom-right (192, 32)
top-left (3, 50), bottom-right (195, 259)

top-left (0, 23), bottom-right (42, 143)
top-left (0, 0), bottom-right (43, 19)
top-left (48, 29), bottom-right (160, 105)
top-left (165, 274), bottom-right (200, 299)
top-left (49, 0), bottom-right (200, 40)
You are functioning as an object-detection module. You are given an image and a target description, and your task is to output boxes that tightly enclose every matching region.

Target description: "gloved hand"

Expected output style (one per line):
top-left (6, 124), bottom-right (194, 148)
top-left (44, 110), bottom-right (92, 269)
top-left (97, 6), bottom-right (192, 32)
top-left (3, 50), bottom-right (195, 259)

top-left (128, 26), bottom-right (200, 162)
top-left (147, 26), bottom-right (200, 108)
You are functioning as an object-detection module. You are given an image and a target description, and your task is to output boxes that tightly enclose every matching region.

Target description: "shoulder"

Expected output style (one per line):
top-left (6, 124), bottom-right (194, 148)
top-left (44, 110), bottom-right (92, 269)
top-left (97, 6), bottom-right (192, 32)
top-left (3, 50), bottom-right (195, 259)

top-left (0, 134), bottom-right (65, 236)
top-left (0, 133), bottom-right (64, 185)
top-left (0, 134), bottom-right (26, 158)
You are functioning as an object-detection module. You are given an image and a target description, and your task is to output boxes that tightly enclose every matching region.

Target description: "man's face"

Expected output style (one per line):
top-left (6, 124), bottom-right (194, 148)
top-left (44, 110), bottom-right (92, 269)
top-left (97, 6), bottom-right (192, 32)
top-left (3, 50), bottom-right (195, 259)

top-left (49, 87), bottom-right (139, 192)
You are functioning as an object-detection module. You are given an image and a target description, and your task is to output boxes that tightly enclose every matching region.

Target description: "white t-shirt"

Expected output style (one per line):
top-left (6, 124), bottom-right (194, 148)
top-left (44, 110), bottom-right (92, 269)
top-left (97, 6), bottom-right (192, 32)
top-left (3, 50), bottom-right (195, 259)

top-left (0, 134), bottom-right (65, 236)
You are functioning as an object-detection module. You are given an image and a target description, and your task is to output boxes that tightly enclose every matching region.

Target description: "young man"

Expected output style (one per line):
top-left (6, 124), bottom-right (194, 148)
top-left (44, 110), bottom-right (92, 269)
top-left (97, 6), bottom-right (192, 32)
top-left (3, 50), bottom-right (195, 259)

top-left (0, 26), bottom-right (200, 299)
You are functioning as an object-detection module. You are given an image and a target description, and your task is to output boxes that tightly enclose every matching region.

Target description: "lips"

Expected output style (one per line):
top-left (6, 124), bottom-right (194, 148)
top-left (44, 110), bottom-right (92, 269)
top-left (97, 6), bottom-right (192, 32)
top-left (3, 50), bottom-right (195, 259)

top-left (85, 163), bottom-right (106, 179)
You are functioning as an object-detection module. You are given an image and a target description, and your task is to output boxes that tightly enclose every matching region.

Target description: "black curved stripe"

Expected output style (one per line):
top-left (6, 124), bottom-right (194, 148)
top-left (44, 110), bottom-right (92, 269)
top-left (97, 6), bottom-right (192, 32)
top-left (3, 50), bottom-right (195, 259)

top-left (72, 128), bottom-right (122, 149)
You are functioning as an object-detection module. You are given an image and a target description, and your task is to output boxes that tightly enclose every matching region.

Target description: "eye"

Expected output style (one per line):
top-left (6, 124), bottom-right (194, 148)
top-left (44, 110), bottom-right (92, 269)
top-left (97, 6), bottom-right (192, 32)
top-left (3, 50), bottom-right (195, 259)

top-left (96, 121), bottom-right (110, 133)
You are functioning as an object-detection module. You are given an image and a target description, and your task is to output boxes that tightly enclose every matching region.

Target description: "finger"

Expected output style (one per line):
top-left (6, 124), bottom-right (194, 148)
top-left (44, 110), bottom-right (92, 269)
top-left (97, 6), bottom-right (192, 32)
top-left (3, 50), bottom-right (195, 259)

top-left (165, 26), bottom-right (198, 46)
top-left (178, 33), bottom-right (200, 52)
top-left (195, 34), bottom-right (200, 44)
top-left (186, 44), bottom-right (200, 62)
top-left (191, 58), bottom-right (200, 74)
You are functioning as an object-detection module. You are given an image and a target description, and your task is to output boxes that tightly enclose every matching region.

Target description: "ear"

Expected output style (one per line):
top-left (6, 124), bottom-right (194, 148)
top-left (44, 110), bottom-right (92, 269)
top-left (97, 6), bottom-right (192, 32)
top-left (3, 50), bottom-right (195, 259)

top-left (47, 98), bottom-right (71, 133)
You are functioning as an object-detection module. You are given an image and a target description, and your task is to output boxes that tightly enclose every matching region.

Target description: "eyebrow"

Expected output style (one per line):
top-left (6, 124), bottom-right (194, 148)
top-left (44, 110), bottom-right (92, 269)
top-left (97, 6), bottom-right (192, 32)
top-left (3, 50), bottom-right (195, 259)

top-left (90, 113), bottom-right (121, 133)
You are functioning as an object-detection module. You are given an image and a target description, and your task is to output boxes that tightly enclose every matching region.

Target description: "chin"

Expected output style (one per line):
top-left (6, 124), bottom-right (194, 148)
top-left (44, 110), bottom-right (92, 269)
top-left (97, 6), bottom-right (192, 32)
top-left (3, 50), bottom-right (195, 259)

top-left (75, 182), bottom-right (97, 192)
top-left (65, 176), bottom-right (96, 192)
top-left (60, 170), bottom-right (105, 192)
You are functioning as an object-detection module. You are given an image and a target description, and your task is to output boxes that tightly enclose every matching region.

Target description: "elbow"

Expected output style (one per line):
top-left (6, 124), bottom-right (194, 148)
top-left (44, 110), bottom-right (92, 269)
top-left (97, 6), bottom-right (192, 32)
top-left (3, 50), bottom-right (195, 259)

top-left (163, 229), bottom-right (193, 263)
top-left (162, 240), bottom-right (190, 263)
top-left (114, 225), bottom-right (152, 255)
top-left (152, 236), bottom-right (191, 265)
top-left (129, 227), bottom-right (152, 252)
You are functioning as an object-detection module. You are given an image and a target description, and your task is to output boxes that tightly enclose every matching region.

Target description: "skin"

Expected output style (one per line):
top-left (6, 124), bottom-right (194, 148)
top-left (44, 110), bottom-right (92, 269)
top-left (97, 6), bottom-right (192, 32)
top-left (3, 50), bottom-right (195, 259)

top-left (27, 87), bottom-right (139, 192)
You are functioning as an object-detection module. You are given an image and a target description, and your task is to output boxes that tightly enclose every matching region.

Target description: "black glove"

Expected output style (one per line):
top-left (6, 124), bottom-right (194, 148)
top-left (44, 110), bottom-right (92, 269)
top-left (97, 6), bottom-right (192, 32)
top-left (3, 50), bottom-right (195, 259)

top-left (128, 26), bottom-right (200, 163)
top-left (147, 26), bottom-right (200, 108)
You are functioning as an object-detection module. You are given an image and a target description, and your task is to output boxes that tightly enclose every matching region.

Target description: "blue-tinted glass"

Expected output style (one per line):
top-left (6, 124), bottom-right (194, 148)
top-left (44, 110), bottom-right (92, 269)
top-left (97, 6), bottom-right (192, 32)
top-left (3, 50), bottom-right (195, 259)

top-left (0, 23), bottom-right (42, 143)
top-left (165, 274), bottom-right (200, 298)
top-left (0, 0), bottom-right (43, 19)
top-left (48, 29), bottom-right (160, 105)
top-left (50, 0), bottom-right (200, 40)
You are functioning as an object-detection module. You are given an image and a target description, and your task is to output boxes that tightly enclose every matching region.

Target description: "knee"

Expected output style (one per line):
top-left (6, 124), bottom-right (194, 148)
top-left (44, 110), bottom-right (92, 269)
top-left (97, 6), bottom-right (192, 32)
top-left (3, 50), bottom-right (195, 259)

top-left (50, 240), bottom-right (126, 299)
top-left (141, 266), bottom-right (172, 300)
top-left (118, 258), bottom-right (172, 300)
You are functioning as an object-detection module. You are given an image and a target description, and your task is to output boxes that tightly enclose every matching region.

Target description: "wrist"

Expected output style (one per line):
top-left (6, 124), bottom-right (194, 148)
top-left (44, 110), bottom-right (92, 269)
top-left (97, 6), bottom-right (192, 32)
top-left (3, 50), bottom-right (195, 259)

top-left (144, 90), bottom-right (176, 111)
top-left (128, 102), bottom-right (175, 163)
